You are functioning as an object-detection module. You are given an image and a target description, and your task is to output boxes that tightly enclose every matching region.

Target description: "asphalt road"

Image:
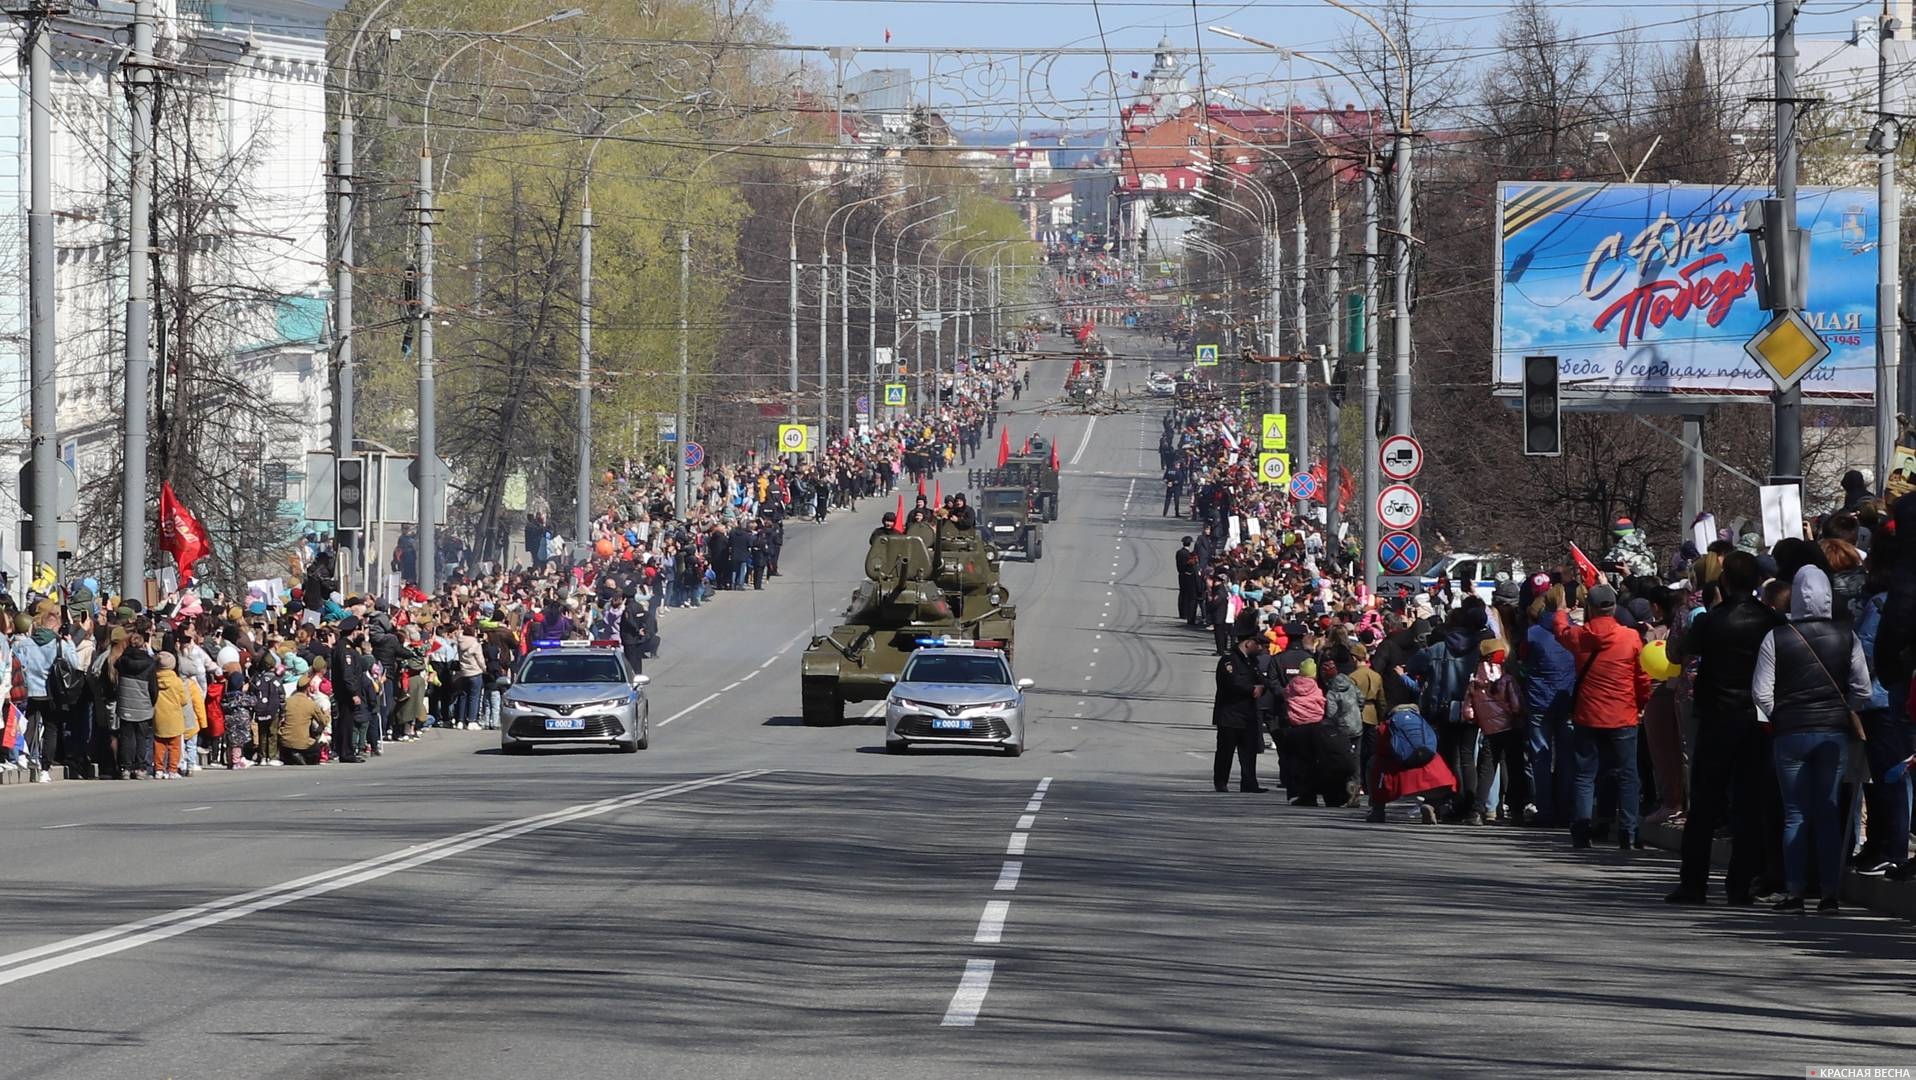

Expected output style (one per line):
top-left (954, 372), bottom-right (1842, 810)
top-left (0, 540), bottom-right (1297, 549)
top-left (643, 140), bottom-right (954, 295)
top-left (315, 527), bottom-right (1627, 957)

top-left (2, 333), bottom-right (1909, 1080)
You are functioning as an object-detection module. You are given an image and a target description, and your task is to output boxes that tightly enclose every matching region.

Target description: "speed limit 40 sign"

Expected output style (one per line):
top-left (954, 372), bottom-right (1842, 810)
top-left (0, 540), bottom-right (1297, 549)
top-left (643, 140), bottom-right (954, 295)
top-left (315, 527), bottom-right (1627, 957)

top-left (1257, 452), bottom-right (1292, 487)
top-left (777, 423), bottom-right (811, 454)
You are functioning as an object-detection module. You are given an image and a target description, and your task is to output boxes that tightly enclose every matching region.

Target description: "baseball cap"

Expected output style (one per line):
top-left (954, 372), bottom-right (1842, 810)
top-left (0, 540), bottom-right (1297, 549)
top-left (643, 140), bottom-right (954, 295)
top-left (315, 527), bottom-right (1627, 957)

top-left (1587, 584), bottom-right (1618, 609)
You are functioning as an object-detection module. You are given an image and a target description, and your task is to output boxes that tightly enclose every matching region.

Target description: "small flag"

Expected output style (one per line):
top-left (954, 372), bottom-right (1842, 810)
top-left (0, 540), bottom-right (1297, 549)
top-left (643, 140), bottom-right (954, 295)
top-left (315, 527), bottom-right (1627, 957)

top-left (934, 480), bottom-right (942, 506)
top-left (1569, 542), bottom-right (1601, 589)
top-left (917, 477), bottom-right (926, 498)
top-left (997, 428), bottom-right (1011, 467)
top-left (884, 26), bottom-right (892, 42)
top-left (1048, 440), bottom-right (1059, 471)
top-left (893, 493), bottom-right (905, 533)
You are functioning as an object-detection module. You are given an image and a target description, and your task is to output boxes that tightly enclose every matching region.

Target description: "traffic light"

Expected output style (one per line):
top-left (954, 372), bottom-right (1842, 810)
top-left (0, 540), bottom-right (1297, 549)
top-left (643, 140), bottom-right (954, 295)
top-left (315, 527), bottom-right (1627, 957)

top-left (1522, 354), bottom-right (1561, 456)
top-left (336, 456), bottom-right (365, 531)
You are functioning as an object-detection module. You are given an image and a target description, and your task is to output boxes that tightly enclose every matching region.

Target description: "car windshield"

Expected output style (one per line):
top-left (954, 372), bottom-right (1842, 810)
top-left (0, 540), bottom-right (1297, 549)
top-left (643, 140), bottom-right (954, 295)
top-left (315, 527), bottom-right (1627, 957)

top-left (904, 654), bottom-right (1011, 685)
top-left (982, 490), bottom-right (1026, 510)
top-left (519, 653), bottom-right (626, 684)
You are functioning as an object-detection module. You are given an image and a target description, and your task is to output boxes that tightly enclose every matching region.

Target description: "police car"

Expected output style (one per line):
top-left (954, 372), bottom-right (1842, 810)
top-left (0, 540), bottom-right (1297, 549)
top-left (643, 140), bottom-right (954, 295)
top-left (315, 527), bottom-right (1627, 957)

top-left (881, 638), bottom-right (1033, 757)
top-left (500, 641), bottom-right (651, 754)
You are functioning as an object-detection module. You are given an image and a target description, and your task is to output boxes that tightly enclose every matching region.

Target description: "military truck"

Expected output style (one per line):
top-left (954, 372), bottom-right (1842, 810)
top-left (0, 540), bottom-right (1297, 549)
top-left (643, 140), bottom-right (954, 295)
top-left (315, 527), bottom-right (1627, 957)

top-left (998, 439), bottom-right (1061, 521)
top-left (800, 530), bottom-right (1017, 726)
top-left (965, 470), bottom-right (1044, 560)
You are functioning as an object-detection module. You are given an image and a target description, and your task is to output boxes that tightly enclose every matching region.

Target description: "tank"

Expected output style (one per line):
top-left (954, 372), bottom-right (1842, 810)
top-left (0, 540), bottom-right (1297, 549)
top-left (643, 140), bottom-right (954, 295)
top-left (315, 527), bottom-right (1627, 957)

top-left (800, 529), bottom-right (1017, 726)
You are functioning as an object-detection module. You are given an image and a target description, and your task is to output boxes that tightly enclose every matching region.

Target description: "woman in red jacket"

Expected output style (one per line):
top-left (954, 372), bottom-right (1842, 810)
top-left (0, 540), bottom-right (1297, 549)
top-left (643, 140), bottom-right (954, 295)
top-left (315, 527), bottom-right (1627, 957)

top-left (1549, 584), bottom-right (1651, 849)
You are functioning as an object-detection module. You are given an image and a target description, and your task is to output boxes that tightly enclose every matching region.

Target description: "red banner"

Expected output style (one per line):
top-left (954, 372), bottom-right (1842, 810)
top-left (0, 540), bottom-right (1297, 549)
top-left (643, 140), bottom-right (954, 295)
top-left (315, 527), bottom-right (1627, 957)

top-left (158, 481), bottom-right (212, 585)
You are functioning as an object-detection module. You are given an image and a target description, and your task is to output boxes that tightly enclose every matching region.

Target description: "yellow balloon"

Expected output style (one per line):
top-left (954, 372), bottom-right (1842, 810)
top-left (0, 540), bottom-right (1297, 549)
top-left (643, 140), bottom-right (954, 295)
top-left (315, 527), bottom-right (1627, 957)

top-left (1639, 639), bottom-right (1681, 681)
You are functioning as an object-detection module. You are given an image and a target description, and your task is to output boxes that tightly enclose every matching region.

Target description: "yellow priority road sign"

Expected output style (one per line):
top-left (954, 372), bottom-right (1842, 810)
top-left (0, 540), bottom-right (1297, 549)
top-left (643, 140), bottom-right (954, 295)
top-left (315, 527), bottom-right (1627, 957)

top-left (1743, 309), bottom-right (1831, 393)
top-left (777, 424), bottom-right (811, 453)
top-left (1257, 452), bottom-right (1292, 486)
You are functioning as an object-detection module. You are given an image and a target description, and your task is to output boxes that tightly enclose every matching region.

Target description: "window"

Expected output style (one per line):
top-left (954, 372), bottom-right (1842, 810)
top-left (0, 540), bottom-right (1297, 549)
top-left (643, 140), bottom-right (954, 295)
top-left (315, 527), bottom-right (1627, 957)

top-left (519, 654), bottom-right (627, 684)
top-left (1186, 134), bottom-right (1199, 147)
top-left (903, 654), bottom-right (1011, 685)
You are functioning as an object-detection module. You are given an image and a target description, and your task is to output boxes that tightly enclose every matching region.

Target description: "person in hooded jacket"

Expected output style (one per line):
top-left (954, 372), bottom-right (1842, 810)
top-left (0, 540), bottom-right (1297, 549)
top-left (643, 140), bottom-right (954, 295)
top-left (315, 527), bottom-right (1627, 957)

top-left (112, 631), bottom-right (158, 779)
top-left (1404, 610), bottom-right (1482, 820)
top-left (1465, 637), bottom-right (1525, 825)
top-left (1550, 583), bottom-right (1651, 849)
top-left (1521, 579), bottom-right (1578, 826)
top-left (1753, 565), bottom-right (1871, 913)
top-left (1282, 657), bottom-right (1327, 804)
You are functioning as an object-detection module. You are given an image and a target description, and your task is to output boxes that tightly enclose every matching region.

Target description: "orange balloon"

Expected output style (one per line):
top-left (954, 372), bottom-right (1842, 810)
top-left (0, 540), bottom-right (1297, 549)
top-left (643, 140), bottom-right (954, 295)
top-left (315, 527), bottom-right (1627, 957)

top-left (594, 538), bottom-right (615, 558)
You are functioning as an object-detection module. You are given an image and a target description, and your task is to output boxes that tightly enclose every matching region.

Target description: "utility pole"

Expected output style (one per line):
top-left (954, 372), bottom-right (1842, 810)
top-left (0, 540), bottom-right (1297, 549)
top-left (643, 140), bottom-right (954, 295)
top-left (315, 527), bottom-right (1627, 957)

top-left (788, 239), bottom-right (801, 424)
top-left (676, 230), bottom-right (690, 519)
top-left (1361, 166), bottom-right (1381, 591)
top-left (1771, 0), bottom-right (1802, 484)
top-left (1268, 227), bottom-right (1282, 414)
top-left (121, 0), bottom-right (156, 600)
top-left (867, 243), bottom-right (878, 427)
top-left (818, 252), bottom-right (829, 443)
top-left (576, 196), bottom-right (593, 552)
top-left (1294, 201), bottom-right (1309, 478)
top-left (1391, 130), bottom-right (1413, 437)
top-left (840, 238), bottom-right (851, 435)
top-left (416, 143), bottom-right (438, 590)
top-left (1324, 177), bottom-right (1342, 548)
top-left (1875, 3), bottom-right (1901, 493)
top-left (26, 3), bottom-right (58, 586)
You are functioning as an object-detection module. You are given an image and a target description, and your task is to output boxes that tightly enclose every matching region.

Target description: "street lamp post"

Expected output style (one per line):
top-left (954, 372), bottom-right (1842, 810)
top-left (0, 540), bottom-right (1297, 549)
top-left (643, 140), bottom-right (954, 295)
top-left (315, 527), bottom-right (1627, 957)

top-left (897, 208), bottom-right (956, 410)
top-left (790, 174), bottom-right (853, 427)
top-left (871, 195), bottom-right (941, 422)
top-left (821, 189), bottom-right (898, 443)
top-left (418, 9), bottom-right (582, 590)
top-left (932, 231), bottom-right (979, 410)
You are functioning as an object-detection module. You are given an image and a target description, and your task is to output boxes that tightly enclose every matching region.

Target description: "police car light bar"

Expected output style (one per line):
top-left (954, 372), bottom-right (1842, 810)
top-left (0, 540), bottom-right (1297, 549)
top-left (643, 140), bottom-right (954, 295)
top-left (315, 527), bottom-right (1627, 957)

top-left (912, 636), bottom-right (1005, 649)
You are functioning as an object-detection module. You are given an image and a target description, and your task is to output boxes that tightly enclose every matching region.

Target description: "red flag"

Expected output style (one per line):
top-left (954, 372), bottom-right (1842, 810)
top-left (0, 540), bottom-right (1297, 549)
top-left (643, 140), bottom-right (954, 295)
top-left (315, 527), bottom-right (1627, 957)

top-left (997, 428), bottom-right (1011, 467)
top-left (934, 480), bottom-right (942, 506)
top-left (1570, 542), bottom-right (1601, 588)
top-left (893, 493), bottom-right (905, 532)
top-left (1022, 436), bottom-right (1031, 454)
top-left (917, 477), bottom-right (926, 497)
top-left (1048, 440), bottom-right (1059, 471)
top-left (157, 481), bottom-right (212, 585)
top-left (884, 26), bottom-right (892, 42)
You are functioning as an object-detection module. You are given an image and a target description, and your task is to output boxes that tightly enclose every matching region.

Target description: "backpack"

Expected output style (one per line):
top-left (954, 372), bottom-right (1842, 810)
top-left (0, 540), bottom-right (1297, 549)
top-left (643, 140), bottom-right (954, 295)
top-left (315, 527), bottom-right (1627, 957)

top-left (1415, 643), bottom-right (1471, 725)
top-left (1385, 707), bottom-right (1439, 769)
top-left (48, 651), bottom-right (88, 710)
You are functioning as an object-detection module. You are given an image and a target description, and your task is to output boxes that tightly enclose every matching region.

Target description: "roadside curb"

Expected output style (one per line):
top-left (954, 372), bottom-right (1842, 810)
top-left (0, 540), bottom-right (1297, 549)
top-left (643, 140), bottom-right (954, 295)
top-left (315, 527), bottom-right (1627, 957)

top-left (1639, 821), bottom-right (1916, 921)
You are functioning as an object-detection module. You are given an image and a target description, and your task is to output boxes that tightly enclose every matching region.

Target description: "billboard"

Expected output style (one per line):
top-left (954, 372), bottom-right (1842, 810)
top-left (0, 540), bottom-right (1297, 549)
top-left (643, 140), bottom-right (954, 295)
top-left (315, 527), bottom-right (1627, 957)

top-left (1493, 182), bottom-right (1877, 402)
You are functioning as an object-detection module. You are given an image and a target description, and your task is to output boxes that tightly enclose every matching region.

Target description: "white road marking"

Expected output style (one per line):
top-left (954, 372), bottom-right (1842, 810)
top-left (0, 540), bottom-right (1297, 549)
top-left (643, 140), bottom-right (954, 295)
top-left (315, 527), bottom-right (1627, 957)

top-left (974, 900), bottom-right (1010, 944)
top-left (865, 702), bottom-right (887, 717)
top-left (1067, 417), bottom-right (1099, 467)
top-left (0, 769), bottom-right (772, 989)
top-left (1016, 814), bottom-right (1036, 830)
top-left (1036, 777), bottom-right (1051, 792)
top-left (739, 670), bottom-right (758, 682)
top-left (1007, 833), bottom-right (1028, 855)
top-left (659, 692), bottom-right (720, 726)
top-left (39, 823), bottom-right (82, 830)
top-left (995, 862), bottom-right (1023, 891)
top-left (941, 959), bottom-right (996, 1027)
top-left (758, 655), bottom-right (779, 669)
top-left (720, 680), bottom-right (742, 692)
top-left (1024, 799), bottom-right (1043, 812)
top-left (181, 806), bottom-right (210, 813)
top-left (283, 793), bottom-right (308, 799)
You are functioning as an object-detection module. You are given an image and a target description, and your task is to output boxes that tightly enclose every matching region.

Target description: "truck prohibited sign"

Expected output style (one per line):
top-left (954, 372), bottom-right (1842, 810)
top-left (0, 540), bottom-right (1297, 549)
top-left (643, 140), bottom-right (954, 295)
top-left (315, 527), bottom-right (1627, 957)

top-left (1379, 434), bottom-right (1424, 482)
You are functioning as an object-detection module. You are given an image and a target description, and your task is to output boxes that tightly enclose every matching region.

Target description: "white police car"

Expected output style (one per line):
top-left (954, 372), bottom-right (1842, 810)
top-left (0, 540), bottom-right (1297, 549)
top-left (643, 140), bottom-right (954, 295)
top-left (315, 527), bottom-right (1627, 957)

top-left (882, 638), bottom-right (1033, 757)
top-left (500, 641), bottom-right (651, 754)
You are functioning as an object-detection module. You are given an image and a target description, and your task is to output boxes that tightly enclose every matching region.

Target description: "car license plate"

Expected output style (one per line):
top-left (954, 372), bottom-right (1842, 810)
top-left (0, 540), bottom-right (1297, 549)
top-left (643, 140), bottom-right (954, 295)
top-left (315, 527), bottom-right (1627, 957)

top-left (931, 718), bottom-right (972, 731)
top-left (544, 718), bottom-right (585, 731)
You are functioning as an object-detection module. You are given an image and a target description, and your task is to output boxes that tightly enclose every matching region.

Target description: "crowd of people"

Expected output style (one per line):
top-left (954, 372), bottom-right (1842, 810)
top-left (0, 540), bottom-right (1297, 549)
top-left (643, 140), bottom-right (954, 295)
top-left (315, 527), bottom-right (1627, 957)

top-left (1176, 395), bottom-right (1916, 915)
top-left (0, 358), bottom-right (1025, 783)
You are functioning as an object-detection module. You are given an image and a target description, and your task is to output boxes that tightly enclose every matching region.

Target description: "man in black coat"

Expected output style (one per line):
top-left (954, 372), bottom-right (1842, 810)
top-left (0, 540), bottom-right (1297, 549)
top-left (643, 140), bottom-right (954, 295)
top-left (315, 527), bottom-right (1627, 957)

top-left (615, 593), bottom-right (650, 676)
top-left (1174, 537), bottom-right (1200, 625)
top-left (1213, 612), bottom-right (1270, 793)
top-left (330, 619), bottom-right (368, 762)
top-left (1667, 550), bottom-right (1784, 905)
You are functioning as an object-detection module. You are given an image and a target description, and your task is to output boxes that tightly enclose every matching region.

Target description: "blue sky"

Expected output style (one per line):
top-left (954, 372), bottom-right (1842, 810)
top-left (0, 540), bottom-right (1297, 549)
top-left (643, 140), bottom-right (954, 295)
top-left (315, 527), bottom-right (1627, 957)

top-left (765, 1), bottom-right (1890, 137)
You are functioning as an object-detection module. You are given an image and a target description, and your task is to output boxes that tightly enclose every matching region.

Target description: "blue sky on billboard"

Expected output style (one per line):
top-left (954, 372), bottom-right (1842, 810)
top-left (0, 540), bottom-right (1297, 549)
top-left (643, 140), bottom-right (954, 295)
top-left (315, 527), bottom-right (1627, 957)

top-left (1494, 183), bottom-right (1876, 403)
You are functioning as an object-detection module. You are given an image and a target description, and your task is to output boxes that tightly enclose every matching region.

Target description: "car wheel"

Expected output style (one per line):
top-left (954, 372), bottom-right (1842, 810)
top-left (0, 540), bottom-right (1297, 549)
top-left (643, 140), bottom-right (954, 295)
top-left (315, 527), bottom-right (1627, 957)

top-left (885, 740), bottom-right (908, 755)
top-left (634, 723), bottom-right (651, 750)
top-left (1030, 531), bottom-right (1043, 561)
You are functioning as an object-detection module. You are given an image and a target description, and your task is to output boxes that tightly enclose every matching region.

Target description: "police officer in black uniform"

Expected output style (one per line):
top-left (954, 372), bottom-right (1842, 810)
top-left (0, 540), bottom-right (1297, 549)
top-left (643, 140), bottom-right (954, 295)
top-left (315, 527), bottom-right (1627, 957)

top-left (1213, 612), bottom-right (1270, 793)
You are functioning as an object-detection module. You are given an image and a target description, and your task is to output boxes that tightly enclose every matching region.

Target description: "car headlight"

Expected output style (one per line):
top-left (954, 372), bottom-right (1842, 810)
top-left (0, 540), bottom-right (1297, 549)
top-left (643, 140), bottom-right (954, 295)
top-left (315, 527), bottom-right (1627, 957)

top-left (579, 698), bottom-right (632, 712)
top-left (891, 697), bottom-right (935, 711)
top-left (503, 696), bottom-right (535, 710)
top-left (977, 699), bottom-right (1020, 711)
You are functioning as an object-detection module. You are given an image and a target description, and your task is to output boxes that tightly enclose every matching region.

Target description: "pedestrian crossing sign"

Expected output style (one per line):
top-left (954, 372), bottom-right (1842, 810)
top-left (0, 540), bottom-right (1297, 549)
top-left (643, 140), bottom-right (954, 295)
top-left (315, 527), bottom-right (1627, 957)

top-left (883, 382), bottom-right (909, 408)
top-left (1194, 343), bottom-right (1219, 366)
top-left (1257, 452), bottom-right (1291, 486)
top-left (1260, 413), bottom-right (1288, 450)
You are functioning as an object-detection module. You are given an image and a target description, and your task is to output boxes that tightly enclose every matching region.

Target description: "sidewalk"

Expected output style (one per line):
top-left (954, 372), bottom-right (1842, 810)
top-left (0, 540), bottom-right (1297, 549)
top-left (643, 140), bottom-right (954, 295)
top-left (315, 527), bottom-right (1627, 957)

top-left (1639, 821), bottom-right (1916, 921)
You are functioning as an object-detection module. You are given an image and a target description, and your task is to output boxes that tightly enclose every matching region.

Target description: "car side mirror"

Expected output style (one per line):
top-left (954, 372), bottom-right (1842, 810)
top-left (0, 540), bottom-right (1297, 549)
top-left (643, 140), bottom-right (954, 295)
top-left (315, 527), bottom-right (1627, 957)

top-left (879, 673), bottom-right (898, 685)
top-left (633, 674), bottom-right (651, 687)
top-left (1016, 678), bottom-right (1034, 689)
